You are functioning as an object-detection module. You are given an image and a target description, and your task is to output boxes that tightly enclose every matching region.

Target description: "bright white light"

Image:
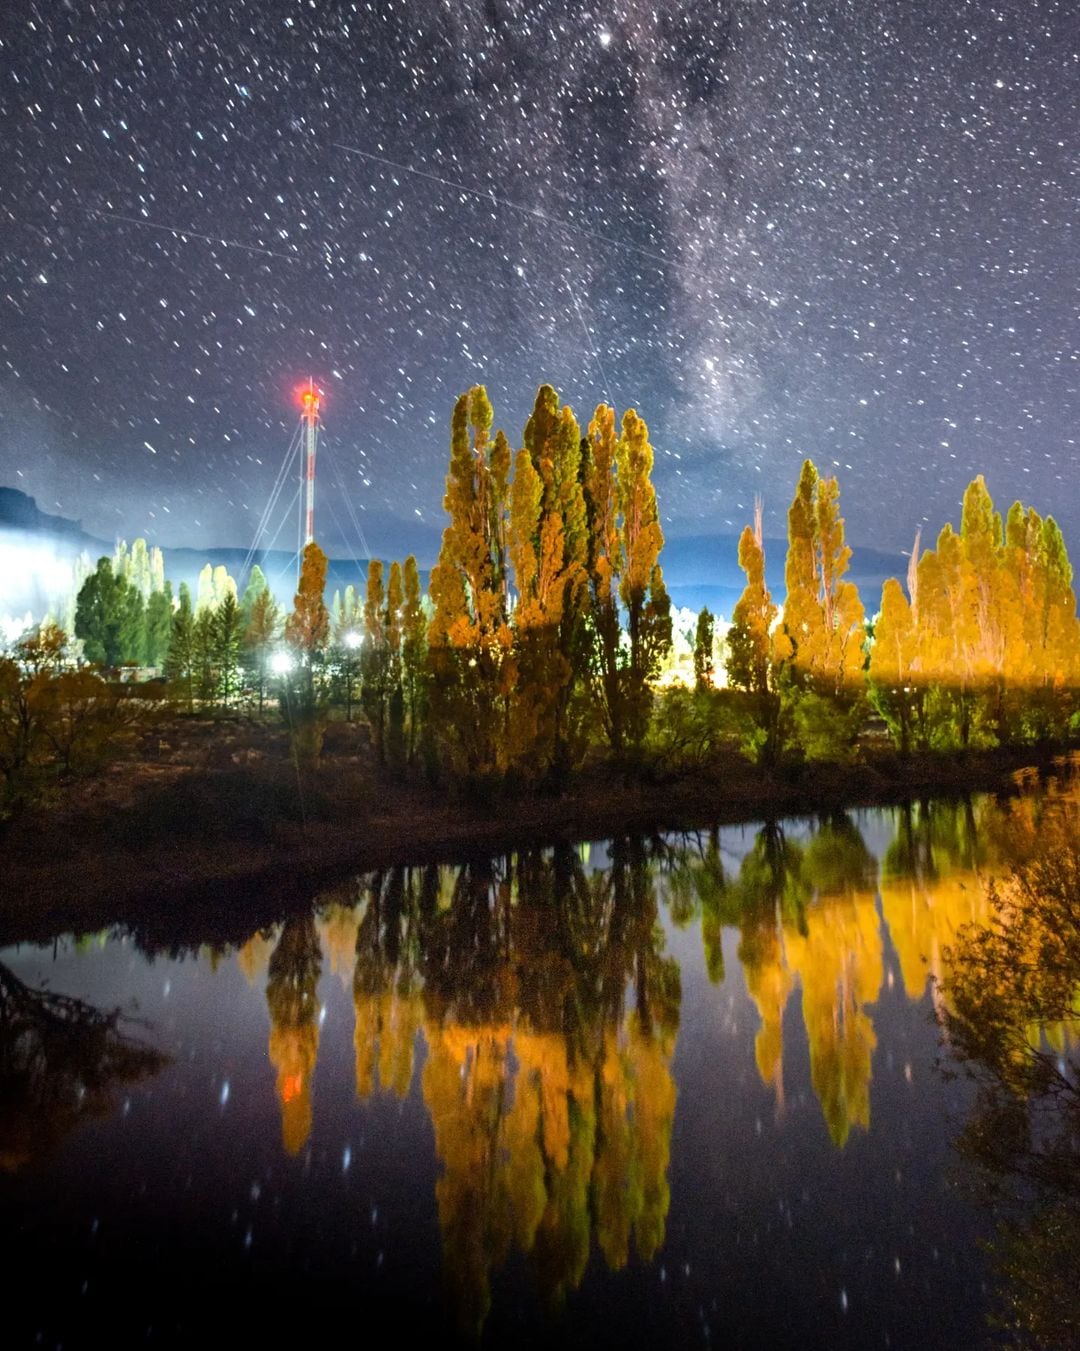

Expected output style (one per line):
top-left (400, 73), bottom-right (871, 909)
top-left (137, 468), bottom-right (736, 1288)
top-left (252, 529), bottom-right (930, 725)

top-left (344, 630), bottom-right (363, 650)
top-left (598, 29), bottom-right (612, 47)
top-left (270, 650), bottom-right (293, 675)
top-left (0, 529), bottom-right (82, 619)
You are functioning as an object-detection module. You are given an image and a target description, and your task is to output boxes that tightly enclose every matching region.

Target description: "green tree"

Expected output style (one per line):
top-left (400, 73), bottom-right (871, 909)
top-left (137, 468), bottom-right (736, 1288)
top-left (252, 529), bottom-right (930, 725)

top-left (143, 581), bottom-right (174, 668)
top-left (692, 608), bottom-right (715, 691)
top-left (213, 591), bottom-right (243, 707)
top-left (362, 559), bottom-right (389, 760)
top-left (242, 586), bottom-right (280, 714)
top-left (165, 583), bottom-right (196, 711)
top-left (191, 608), bottom-right (216, 704)
top-left (240, 564), bottom-right (271, 629)
top-left (74, 557), bottom-right (145, 667)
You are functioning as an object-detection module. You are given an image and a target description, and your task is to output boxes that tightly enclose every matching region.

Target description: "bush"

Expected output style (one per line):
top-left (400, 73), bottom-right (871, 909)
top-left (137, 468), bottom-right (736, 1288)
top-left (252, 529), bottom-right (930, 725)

top-left (789, 690), bottom-right (864, 764)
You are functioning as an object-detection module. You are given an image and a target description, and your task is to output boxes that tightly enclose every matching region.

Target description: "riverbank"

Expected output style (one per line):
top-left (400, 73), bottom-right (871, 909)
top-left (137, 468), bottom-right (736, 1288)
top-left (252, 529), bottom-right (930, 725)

top-left (1, 713), bottom-right (1072, 946)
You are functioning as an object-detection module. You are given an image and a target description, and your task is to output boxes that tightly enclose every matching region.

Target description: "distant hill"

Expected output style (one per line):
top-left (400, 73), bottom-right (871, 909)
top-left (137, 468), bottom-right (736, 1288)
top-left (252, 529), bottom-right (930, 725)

top-left (0, 485), bottom-right (906, 623)
top-left (660, 533), bottom-right (904, 617)
top-left (0, 486), bottom-right (95, 544)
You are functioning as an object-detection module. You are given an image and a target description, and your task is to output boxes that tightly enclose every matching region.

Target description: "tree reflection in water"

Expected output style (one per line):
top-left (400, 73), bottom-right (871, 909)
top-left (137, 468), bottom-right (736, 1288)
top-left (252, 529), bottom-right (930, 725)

top-left (940, 785), bottom-right (1080, 1348)
top-left (342, 840), bottom-right (679, 1338)
top-left (0, 959), bottom-right (166, 1171)
top-left (265, 913), bottom-right (322, 1156)
top-left (237, 763), bottom-right (1080, 1341)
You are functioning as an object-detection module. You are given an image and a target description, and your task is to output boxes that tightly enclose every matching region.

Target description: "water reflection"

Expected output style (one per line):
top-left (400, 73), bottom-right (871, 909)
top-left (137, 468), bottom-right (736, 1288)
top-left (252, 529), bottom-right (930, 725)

top-left (938, 774), bottom-right (1080, 1346)
top-left (0, 959), bottom-right (166, 1171)
top-left (345, 843), bottom-right (679, 1336)
top-left (266, 914), bottom-right (322, 1155)
top-left (6, 761), bottom-right (1080, 1344)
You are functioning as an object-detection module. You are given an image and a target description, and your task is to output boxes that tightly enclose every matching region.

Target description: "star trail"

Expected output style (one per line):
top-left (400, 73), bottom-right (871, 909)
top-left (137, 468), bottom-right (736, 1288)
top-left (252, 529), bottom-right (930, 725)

top-left (2, 0), bottom-right (1077, 556)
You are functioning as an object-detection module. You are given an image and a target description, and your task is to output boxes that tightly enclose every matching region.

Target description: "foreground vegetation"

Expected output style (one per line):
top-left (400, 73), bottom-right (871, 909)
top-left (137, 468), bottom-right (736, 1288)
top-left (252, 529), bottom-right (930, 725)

top-left (3, 382), bottom-right (1080, 852)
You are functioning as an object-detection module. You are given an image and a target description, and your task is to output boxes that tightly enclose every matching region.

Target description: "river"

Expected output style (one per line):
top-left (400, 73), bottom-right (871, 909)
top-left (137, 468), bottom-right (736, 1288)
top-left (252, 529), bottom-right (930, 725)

top-left (4, 770), bottom-right (1077, 1348)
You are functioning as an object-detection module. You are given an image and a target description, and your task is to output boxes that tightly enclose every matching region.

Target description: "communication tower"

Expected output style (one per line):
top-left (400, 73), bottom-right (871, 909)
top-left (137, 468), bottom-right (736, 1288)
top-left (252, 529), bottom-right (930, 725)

top-left (300, 378), bottom-right (320, 546)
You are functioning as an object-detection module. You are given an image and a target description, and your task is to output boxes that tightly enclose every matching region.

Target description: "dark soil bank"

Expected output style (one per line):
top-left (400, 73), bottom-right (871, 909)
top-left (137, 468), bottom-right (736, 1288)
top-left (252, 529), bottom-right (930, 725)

top-left (1, 713), bottom-right (1071, 946)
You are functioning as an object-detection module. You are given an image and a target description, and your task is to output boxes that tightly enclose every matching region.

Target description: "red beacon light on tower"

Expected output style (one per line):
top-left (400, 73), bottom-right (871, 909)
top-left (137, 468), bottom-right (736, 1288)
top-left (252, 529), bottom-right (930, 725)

top-left (296, 378), bottom-right (321, 547)
top-left (297, 380), bottom-right (321, 413)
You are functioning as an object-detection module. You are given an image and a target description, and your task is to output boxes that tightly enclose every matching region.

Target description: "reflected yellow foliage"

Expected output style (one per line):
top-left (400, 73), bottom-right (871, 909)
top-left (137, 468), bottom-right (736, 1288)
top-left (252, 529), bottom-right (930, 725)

top-left (265, 914), bottom-right (321, 1157)
top-left (881, 873), bottom-right (990, 1000)
top-left (742, 925), bottom-right (795, 1108)
top-left (319, 902), bottom-right (361, 987)
top-left (937, 791), bottom-right (1080, 1345)
top-left (703, 781), bottom-right (1080, 1153)
top-left (354, 988), bottom-right (423, 1100)
top-left (336, 847), bottom-right (678, 1339)
top-left (724, 818), bottom-right (881, 1145)
top-left (783, 889), bottom-right (882, 1147)
top-left (235, 931), bottom-right (276, 987)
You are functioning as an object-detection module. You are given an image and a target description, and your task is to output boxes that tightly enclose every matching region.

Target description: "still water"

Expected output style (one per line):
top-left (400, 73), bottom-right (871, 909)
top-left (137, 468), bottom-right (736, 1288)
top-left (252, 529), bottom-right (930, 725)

top-left (4, 778), bottom-right (1075, 1348)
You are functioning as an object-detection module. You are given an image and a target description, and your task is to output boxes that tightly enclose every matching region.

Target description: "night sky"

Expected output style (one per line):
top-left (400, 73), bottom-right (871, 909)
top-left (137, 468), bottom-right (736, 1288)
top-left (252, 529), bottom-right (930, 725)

top-left (2, 0), bottom-right (1078, 560)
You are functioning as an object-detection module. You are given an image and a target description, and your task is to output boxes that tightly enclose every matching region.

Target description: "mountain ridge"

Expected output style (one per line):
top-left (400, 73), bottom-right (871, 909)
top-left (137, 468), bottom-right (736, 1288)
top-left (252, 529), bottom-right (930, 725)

top-left (1, 485), bottom-right (905, 619)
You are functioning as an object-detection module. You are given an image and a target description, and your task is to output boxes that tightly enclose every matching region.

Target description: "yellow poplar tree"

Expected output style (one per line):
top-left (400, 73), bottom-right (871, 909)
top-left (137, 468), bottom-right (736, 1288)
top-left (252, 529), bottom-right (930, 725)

top-left (726, 505), bottom-right (781, 760)
top-left (508, 387), bottom-right (588, 776)
top-left (284, 541), bottom-right (329, 726)
top-left (401, 555), bottom-right (427, 763)
top-left (776, 459), bottom-right (865, 695)
top-left (582, 403), bottom-right (624, 749)
top-left (427, 387), bottom-right (512, 780)
top-left (581, 407), bottom-right (671, 755)
top-left (868, 577), bottom-right (921, 750)
top-left (726, 506), bottom-right (776, 697)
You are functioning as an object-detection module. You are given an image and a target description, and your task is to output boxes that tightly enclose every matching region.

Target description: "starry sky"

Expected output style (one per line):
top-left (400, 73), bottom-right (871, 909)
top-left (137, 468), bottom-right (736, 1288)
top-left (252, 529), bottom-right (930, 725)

top-left (2, 0), bottom-right (1078, 561)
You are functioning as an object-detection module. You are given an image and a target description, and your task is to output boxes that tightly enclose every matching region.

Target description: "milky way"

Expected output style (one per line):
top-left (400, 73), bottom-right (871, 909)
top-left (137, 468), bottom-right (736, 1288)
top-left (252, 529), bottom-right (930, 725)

top-left (2, 0), bottom-right (1077, 558)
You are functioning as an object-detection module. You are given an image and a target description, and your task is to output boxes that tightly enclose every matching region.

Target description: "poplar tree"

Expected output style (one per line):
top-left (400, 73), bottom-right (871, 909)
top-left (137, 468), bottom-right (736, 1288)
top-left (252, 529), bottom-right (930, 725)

top-left (775, 459), bottom-right (865, 695)
top-left (285, 542), bottom-right (330, 721)
top-left (240, 564), bottom-right (270, 629)
top-left (144, 581), bottom-right (174, 668)
top-left (726, 517), bottom-right (776, 698)
top-left (385, 560), bottom-right (406, 769)
top-left (867, 578), bottom-right (921, 751)
top-left (726, 510), bottom-right (781, 760)
top-left (330, 583), bottom-right (364, 645)
top-left (582, 404), bottom-right (623, 749)
top-left (427, 386), bottom-right (512, 781)
top-left (693, 608), bottom-right (715, 690)
top-left (581, 404), bottom-right (671, 755)
top-left (508, 387), bottom-right (588, 776)
top-left (196, 563), bottom-right (238, 615)
top-left (401, 555), bottom-right (427, 765)
top-left (362, 559), bottom-right (388, 760)
top-left (615, 408), bottom-right (671, 751)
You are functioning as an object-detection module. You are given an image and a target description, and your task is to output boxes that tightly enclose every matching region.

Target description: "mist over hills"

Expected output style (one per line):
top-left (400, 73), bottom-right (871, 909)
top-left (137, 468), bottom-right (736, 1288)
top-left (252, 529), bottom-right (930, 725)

top-left (0, 485), bottom-right (906, 624)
